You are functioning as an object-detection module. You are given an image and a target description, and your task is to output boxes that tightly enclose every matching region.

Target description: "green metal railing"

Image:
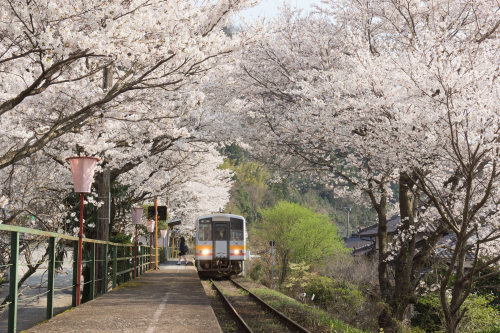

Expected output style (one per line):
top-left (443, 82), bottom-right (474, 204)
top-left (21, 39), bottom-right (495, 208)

top-left (0, 224), bottom-right (157, 333)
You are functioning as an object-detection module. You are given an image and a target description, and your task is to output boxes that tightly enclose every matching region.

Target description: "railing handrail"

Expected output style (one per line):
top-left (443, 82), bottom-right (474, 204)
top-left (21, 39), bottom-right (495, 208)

top-left (0, 224), bottom-right (137, 247)
top-left (1, 223), bottom-right (159, 333)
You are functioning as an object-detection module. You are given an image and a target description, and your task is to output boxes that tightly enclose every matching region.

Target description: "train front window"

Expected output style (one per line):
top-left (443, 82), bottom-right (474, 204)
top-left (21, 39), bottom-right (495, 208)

top-left (199, 221), bottom-right (212, 241)
top-left (215, 224), bottom-right (227, 240)
top-left (230, 219), bottom-right (243, 241)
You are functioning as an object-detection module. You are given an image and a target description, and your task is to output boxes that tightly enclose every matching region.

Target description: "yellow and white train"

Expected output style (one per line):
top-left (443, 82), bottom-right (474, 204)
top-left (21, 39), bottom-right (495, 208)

top-left (194, 214), bottom-right (246, 277)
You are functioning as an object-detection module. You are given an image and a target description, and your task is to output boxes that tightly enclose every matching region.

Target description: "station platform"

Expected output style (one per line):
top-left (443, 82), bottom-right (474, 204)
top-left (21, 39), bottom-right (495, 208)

top-left (26, 260), bottom-right (222, 333)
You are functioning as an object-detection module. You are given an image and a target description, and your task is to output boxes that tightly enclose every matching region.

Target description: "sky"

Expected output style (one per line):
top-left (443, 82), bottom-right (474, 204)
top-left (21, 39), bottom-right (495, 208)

top-left (242, 0), bottom-right (320, 20)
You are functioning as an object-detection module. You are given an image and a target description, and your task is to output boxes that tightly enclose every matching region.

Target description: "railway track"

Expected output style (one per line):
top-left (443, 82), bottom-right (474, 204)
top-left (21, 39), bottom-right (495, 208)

top-left (210, 278), bottom-right (311, 333)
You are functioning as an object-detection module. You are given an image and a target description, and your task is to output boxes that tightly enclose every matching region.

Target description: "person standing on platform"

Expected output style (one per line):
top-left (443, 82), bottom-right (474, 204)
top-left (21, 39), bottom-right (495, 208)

top-left (177, 236), bottom-right (188, 265)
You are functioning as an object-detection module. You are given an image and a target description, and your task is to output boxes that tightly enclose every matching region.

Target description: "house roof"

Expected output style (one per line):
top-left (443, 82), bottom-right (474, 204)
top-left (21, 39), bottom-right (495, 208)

top-left (358, 215), bottom-right (401, 237)
top-left (344, 236), bottom-right (373, 249)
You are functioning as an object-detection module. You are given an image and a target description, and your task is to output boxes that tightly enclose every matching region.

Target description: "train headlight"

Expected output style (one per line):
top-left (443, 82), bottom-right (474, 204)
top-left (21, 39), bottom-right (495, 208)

top-left (202, 249), bottom-right (210, 255)
top-left (234, 249), bottom-right (240, 255)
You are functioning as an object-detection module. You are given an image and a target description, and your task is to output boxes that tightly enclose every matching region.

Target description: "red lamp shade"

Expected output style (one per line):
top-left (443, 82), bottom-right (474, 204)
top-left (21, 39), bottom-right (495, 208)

top-left (146, 220), bottom-right (155, 233)
top-left (160, 229), bottom-right (167, 238)
top-left (131, 207), bottom-right (144, 224)
top-left (66, 157), bottom-right (100, 193)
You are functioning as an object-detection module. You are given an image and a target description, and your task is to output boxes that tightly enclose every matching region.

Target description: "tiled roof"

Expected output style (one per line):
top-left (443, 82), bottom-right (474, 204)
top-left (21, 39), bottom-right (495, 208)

top-left (358, 215), bottom-right (401, 237)
top-left (344, 236), bottom-right (373, 249)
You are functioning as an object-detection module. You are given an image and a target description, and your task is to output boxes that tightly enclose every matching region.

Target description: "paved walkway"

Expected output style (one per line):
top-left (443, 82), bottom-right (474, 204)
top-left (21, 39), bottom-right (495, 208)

top-left (26, 261), bottom-right (222, 333)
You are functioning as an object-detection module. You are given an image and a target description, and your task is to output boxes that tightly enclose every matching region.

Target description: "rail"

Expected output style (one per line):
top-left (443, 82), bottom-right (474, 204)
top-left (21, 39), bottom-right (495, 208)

top-left (210, 279), bottom-right (253, 333)
top-left (228, 278), bottom-right (312, 333)
top-left (0, 224), bottom-right (158, 333)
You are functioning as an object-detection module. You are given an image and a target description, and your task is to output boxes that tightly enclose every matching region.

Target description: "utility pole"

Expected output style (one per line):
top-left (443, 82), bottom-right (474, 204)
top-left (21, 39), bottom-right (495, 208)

top-left (344, 207), bottom-right (351, 237)
top-left (270, 240), bottom-right (275, 289)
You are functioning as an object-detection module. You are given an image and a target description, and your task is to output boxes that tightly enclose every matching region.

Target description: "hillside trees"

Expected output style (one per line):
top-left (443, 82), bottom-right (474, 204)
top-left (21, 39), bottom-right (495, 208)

top-left (220, 143), bottom-right (376, 230)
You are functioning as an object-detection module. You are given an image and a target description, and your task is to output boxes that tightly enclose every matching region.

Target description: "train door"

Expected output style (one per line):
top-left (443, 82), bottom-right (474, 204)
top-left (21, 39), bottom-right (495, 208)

top-left (214, 223), bottom-right (228, 258)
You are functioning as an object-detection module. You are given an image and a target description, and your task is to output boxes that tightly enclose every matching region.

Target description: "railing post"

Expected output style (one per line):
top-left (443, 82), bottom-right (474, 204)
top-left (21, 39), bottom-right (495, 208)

top-left (103, 243), bottom-right (108, 293)
top-left (134, 241), bottom-right (137, 279)
top-left (125, 246), bottom-right (129, 282)
top-left (72, 241), bottom-right (78, 307)
top-left (8, 231), bottom-right (19, 333)
top-left (124, 246), bottom-right (128, 282)
top-left (119, 246), bottom-right (124, 284)
top-left (130, 247), bottom-right (133, 279)
top-left (122, 246), bottom-right (126, 283)
top-left (46, 237), bottom-right (56, 319)
top-left (112, 245), bottom-right (117, 289)
top-left (128, 246), bottom-right (135, 280)
top-left (139, 246), bottom-right (142, 276)
top-left (89, 243), bottom-right (95, 300)
top-left (149, 234), bottom-right (152, 270)
top-left (128, 246), bottom-right (131, 281)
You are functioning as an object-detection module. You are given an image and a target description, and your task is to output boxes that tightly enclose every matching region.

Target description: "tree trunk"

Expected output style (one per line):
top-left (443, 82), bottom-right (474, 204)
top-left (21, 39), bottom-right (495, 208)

top-left (372, 192), bottom-right (396, 331)
top-left (279, 251), bottom-right (289, 285)
top-left (376, 204), bottom-right (395, 331)
top-left (392, 173), bottom-right (418, 321)
top-left (443, 240), bottom-right (468, 333)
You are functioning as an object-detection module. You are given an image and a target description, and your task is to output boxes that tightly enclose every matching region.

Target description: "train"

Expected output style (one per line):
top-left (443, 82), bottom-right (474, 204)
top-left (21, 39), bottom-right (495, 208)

top-left (194, 213), bottom-right (246, 277)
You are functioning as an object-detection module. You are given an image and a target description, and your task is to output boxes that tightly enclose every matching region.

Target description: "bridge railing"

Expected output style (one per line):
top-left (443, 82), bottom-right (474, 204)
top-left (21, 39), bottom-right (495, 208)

top-left (0, 224), bottom-right (157, 333)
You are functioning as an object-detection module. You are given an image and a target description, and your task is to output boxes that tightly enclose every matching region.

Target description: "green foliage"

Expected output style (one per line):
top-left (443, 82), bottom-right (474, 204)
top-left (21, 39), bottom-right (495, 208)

top-left (219, 143), bottom-right (376, 232)
top-left (411, 294), bottom-right (443, 332)
top-left (110, 233), bottom-right (132, 244)
top-left (460, 295), bottom-right (500, 333)
top-left (412, 293), bottom-right (500, 333)
top-left (472, 266), bottom-right (500, 308)
top-left (220, 157), bottom-right (274, 224)
top-left (248, 260), bottom-right (264, 282)
top-left (305, 275), bottom-right (363, 318)
top-left (220, 142), bottom-right (248, 165)
top-left (251, 286), bottom-right (368, 333)
top-left (259, 201), bottom-right (347, 260)
top-left (283, 262), bottom-right (315, 290)
top-left (253, 201), bottom-right (347, 284)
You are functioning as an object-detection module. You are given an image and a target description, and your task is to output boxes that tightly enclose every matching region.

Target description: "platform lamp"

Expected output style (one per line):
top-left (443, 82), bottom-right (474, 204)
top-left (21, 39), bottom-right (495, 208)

top-left (131, 207), bottom-right (144, 278)
top-left (146, 220), bottom-right (155, 269)
top-left (66, 156), bottom-right (100, 306)
top-left (160, 229), bottom-right (168, 263)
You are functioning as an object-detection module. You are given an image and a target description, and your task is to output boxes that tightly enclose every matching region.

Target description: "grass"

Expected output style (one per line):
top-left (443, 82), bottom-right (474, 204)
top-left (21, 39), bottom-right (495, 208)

top-left (250, 287), bottom-right (368, 333)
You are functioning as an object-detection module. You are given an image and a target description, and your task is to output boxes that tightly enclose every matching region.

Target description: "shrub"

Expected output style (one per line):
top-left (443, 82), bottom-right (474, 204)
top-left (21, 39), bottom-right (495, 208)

top-left (412, 293), bottom-right (500, 333)
top-left (459, 294), bottom-right (500, 333)
top-left (283, 262), bottom-right (315, 293)
top-left (305, 275), bottom-right (363, 321)
top-left (411, 294), bottom-right (443, 332)
top-left (247, 259), bottom-right (264, 282)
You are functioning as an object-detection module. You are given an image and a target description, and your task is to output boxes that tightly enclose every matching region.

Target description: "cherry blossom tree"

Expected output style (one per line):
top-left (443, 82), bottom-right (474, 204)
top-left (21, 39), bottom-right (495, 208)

top-left (0, 0), bottom-right (252, 170)
top-left (229, 1), bottom-right (499, 331)
top-left (0, 0), bottom-right (248, 310)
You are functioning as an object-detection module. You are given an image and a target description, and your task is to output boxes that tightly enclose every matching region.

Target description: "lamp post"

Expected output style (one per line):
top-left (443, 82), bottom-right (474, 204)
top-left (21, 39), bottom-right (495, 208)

top-left (344, 207), bottom-right (351, 237)
top-left (155, 200), bottom-right (158, 269)
top-left (66, 156), bottom-right (99, 306)
top-left (160, 229), bottom-right (167, 264)
top-left (131, 207), bottom-right (144, 278)
top-left (146, 220), bottom-right (155, 269)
